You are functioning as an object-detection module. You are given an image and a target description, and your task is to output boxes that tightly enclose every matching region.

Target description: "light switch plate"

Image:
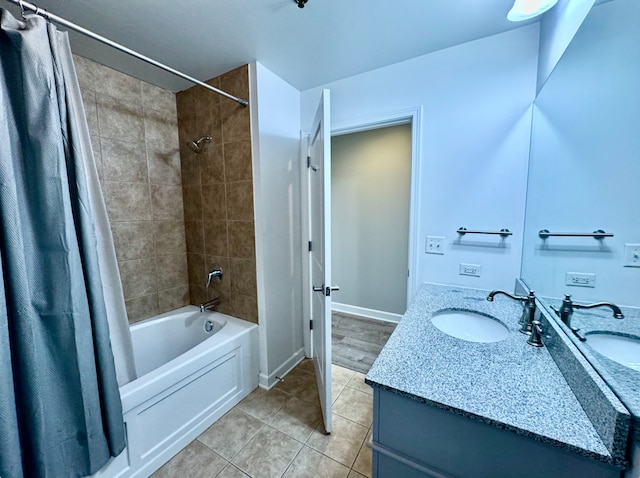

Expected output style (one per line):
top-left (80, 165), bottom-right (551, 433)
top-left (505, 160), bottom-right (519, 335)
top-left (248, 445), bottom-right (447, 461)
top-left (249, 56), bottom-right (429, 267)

top-left (426, 236), bottom-right (444, 254)
top-left (624, 244), bottom-right (640, 267)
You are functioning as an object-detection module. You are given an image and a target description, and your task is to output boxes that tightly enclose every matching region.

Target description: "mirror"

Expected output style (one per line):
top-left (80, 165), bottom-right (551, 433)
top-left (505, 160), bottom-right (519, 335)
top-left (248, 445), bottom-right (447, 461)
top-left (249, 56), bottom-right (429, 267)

top-left (521, 0), bottom-right (640, 422)
top-left (521, 0), bottom-right (640, 308)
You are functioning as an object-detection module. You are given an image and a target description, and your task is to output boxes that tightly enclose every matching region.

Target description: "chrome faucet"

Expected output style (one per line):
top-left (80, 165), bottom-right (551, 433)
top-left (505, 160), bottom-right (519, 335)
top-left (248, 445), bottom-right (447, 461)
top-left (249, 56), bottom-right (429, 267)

top-left (552, 294), bottom-right (624, 328)
top-left (487, 290), bottom-right (537, 335)
top-left (199, 297), bottom-right (221, 313)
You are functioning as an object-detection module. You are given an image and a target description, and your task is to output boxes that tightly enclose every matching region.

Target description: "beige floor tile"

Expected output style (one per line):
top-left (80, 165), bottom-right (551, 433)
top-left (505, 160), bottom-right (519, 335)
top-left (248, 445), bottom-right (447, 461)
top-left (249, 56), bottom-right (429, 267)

top-left (237, 386), bottom-right (289, 420)
top-left (282, 446), bottom-right (350, 478)
top-left (197, 408), bottom-right (264, 460)
top-left (347, 372), bottom-right (373, 396)
top-left (232, 426), bottom-right (303, 478)
top-left (331, 364), bottom-right (356, 404)
top-left (306, 414), bottom-right (368, 467)
top-left (297, 381), bottom-right (321, 405)
top-left (296, 358), bottom-right (315, 375)
top-left (352, 429), bottom-right (372, 477)
top-left (217, 463), bottom-right (250, 478)
top-left (332, 381), bottom-right (346, 405)
top-left (265, 396), bottom-right (323, 442)
top-left (332, 387), bottom-right (373, 427)
top-left (276, 367), bottom-right (321, 405)
top-left (152, 440), bottom-right (227, 478)
top-left (347, 471), bottom-right (367, 478)
top-left (332, 364), bottom-right (355, 388)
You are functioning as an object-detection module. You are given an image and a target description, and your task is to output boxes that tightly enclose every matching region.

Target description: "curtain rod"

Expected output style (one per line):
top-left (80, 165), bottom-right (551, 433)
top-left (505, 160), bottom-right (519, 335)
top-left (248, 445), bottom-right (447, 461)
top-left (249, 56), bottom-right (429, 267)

top-left (5, 0), bottom-right (249, 107)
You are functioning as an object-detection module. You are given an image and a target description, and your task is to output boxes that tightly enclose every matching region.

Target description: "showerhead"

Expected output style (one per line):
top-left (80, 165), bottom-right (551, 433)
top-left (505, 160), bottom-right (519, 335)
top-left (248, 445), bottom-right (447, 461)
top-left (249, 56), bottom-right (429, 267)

top-left (187, 135), bottom-right (212, 154)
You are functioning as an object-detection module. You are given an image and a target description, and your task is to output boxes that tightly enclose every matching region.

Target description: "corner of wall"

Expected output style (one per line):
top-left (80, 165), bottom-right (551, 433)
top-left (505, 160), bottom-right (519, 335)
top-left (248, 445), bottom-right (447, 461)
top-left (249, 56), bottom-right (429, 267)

top-left (536, 0), bottom-right (596, 93)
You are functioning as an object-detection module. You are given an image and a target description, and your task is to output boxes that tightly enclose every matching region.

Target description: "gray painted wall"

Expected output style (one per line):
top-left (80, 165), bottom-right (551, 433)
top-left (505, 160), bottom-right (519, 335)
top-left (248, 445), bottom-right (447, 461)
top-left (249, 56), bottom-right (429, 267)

top-left (331, 124), bottom-right (411, 315)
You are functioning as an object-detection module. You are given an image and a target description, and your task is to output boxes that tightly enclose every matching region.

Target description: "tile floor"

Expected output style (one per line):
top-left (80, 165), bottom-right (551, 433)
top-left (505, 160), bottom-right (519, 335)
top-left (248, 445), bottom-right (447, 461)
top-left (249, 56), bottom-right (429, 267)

top-left (153, 360), bottom-right (373, 478)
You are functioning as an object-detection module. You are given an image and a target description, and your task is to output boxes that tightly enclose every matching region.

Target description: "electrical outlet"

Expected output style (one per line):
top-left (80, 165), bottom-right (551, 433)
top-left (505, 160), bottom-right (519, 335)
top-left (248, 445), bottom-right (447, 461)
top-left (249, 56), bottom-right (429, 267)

top-left (459, 263), bottom-right (481, 277)
top-left (624, 244), bottom-right (640, 267)
top-left (426, 236), bottom-right (444, 254)
top-left (566, 272), bottom-right (596, 288)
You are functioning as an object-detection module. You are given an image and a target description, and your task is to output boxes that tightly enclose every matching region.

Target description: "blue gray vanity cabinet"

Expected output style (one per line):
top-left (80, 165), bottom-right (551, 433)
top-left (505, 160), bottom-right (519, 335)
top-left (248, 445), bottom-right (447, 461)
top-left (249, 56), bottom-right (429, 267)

top-left (370, 387), bottom-right (620, 478)
top-left (366, 284), bottom-right (627, 477)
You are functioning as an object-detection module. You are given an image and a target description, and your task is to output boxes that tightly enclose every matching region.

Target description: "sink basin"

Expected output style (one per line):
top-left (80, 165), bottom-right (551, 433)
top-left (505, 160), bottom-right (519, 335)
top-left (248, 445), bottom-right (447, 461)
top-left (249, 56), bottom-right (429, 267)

top-left (431, 310), bottom-right (510, 343)
top-left (585, 332), bottom-right (640, 372)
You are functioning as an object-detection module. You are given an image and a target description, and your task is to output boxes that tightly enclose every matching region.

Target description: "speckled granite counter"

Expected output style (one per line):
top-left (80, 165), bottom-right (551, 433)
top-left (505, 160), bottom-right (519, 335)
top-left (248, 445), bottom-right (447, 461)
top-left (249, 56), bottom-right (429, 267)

top-left (366, 283), bottom-right (627, 466)
top-left (541, 298), bottom-right (640, 436)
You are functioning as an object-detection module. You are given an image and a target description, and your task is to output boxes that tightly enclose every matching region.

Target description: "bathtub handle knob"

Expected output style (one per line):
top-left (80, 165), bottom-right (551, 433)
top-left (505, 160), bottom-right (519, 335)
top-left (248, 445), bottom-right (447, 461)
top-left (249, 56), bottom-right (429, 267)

top-left (207, 268), bottom-right (223, 287)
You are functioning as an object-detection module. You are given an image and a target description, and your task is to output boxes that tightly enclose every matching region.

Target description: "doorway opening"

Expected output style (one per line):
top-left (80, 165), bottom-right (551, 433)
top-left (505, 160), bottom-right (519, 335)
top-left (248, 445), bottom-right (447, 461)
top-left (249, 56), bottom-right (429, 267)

top-left (330, 121), bottom-right (413, 372)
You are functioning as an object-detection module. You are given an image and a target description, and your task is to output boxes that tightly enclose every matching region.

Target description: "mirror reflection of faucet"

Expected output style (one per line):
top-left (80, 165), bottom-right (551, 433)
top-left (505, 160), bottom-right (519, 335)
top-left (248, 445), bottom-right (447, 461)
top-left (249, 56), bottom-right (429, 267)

top-left (551, 294), bottom-right (624, 329)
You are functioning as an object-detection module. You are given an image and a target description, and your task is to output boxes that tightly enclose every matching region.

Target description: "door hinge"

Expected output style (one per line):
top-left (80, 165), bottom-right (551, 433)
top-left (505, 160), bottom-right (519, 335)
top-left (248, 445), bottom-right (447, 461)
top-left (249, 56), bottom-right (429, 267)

top-left (309, 320), bottom-right (313, 330)
top-left (308, 241), bottom-right (312, 252)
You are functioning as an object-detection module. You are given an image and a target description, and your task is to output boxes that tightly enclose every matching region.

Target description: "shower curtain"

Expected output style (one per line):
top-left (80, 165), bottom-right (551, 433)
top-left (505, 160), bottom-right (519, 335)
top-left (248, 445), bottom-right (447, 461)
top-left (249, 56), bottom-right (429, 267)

top-left (0, 10), bottom-right (133, 477)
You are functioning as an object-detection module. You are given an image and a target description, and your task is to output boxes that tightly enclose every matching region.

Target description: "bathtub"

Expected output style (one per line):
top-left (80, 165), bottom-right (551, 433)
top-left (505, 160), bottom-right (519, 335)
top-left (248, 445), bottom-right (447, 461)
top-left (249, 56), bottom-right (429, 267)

top-left (94, 306), bottom-right (259, 478)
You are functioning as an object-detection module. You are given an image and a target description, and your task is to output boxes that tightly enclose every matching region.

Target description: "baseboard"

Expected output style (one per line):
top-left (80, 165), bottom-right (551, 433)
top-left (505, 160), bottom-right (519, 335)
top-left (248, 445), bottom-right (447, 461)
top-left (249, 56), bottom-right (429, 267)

top-left (332, 302), bottom-right (402, 323)
top-left (258, 347), bottom-right (306, 390)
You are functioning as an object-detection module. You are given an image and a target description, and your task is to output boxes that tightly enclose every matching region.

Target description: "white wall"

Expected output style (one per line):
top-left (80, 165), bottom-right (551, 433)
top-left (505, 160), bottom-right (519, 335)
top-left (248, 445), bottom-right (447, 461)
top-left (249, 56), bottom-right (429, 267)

top-left (537, 0), bottom-right (595, 93)
top-left (302, 25), bottom-right (539, 296)
top-left (331, 124), bottom-right (412, 315)
top-left (250, 62), bottom-right (305, 389)
top-left (522, 0), bottom-right (640, 306)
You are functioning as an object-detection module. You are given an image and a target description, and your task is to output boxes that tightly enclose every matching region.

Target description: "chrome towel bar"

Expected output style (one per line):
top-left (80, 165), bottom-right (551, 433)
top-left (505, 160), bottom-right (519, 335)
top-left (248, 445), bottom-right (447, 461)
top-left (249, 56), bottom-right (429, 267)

top-left (457, 227), bottom-right (512, 238)
top-left (538, 229), bottom-right (614, 239)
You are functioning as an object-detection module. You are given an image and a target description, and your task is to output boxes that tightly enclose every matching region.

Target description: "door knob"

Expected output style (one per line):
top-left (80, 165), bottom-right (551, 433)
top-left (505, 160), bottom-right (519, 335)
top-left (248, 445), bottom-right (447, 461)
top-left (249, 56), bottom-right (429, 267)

top-left (313, 285), bottom-right (324, 292)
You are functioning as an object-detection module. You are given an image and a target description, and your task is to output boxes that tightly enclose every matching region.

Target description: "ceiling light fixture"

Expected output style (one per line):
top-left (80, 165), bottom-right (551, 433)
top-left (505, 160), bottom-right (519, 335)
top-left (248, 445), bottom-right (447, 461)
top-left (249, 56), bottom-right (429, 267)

top-left (294, 0), bottom-right (308, 8)
top-left (507, 0), bottom-right (559, 21)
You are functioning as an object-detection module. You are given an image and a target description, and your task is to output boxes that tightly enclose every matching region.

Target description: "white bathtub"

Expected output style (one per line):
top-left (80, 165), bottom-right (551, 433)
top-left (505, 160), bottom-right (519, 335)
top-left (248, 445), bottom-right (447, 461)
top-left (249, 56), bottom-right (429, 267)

top-left (94, 306), bottom-right (259, 478)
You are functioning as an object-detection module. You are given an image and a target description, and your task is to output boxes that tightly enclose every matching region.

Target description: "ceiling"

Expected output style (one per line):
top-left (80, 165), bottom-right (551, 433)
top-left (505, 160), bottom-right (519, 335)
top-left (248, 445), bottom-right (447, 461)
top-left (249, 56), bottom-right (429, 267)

top-left (4, 0), bottom-right (537, 93)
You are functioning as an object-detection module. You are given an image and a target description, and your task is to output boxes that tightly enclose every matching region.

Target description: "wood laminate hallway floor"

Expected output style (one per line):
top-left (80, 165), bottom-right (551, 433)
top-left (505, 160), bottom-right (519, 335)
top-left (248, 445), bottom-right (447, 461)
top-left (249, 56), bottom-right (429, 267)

top-left (331, 312), bottom-right (397, 374)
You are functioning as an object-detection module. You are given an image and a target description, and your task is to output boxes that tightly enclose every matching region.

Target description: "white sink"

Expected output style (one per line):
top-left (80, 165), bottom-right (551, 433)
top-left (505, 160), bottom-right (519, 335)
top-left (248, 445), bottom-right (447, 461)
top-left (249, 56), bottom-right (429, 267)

top-left (431, 310), bottom-right (510, 343)
top-left (585, 332), bottom-right (640, 372)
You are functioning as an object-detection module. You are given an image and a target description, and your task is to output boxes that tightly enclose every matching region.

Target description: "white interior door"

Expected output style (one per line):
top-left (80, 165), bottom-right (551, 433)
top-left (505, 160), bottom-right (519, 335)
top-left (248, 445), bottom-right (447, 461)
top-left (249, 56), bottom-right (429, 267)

top-left (309, 89), bottom-right (333, 434)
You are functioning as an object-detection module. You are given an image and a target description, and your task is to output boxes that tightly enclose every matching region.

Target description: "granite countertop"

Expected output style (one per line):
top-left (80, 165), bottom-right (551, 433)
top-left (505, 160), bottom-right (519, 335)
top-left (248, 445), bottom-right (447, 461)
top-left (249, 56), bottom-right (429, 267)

top-left (366, 283), bottom-right (618, 465)
top-left (542, 298), bottom-right (640, 426)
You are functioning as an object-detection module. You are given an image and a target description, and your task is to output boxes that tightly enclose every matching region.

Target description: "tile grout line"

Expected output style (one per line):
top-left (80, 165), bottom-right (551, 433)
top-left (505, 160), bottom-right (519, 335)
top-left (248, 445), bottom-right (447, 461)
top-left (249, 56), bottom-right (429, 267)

top-left (157, 359), bottom-right (374, 477)
top-left (278, 443), bottom-right (304, 478)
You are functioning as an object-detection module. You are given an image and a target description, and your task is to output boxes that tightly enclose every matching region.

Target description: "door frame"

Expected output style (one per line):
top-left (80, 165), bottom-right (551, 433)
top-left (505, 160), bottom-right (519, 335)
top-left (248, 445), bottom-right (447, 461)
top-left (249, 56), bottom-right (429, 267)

top-left (302, 106), bottom-right (422, 357)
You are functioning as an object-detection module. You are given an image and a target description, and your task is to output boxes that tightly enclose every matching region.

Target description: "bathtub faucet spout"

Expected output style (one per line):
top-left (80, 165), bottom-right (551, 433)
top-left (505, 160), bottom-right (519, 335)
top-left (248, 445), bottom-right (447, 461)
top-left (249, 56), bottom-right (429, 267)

top-left (199, 297), bottom-right (221, 313)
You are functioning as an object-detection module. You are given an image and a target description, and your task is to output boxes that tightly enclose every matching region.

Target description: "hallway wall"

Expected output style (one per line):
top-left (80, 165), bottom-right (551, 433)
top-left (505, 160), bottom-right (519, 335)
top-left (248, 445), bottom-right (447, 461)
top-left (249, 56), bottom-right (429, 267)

top-left (331, 124), bottom-right (411, 315)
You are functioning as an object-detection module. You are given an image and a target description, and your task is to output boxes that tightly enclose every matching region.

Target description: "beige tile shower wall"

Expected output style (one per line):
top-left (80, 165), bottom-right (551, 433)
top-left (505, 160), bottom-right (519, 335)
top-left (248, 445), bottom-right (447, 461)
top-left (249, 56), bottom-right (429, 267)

top-left (73, 54), bottom-right (189, 323)
top-left (176, 66), bottom-right (258, 324)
